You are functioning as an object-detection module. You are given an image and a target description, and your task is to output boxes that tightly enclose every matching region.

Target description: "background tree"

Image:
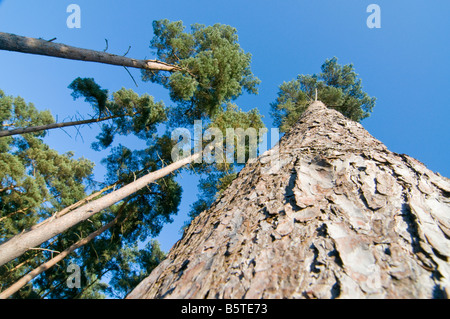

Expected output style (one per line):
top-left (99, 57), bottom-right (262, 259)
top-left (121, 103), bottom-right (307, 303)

top-left (0, 88), bottom-right (180, 299)
top-left (187, 103), bottom-right (265, 222)
top-left (0, 19), bottom-right (264, 298)
top-left (143, 19), bottom-right (260, 126)
top-left (68, 77), bottom-right (167, 150)
top-left (271, 57), bottom-right (376, 132)
top-left (0, 77), bottom-right (167, 139)
top-left (0, 89), bottom-right (92, 297)
top-left (0, 89), bottom-right (94, 237)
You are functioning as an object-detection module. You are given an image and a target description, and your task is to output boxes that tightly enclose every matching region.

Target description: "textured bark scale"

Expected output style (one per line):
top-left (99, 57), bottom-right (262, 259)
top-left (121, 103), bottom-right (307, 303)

top-left (128, 102), bottom-right (450, 299)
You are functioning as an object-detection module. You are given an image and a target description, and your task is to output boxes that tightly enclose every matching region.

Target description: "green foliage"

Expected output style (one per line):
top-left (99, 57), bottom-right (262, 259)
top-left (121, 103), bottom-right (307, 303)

top-left (68, 78), bottom-right (168, 150)
top-left (0, 91), bottom-right (96, 297)
top-left (143, 19), bottom-right (260, 125)
top-left (104, 240), bottom-right (165, 298)
top-left (210, 103), bottom-right (264, 134)
top-left (188, 103), bottom-right (265, 222)
top-left (0, 89), bottom-right (176, 299)
top-left (110, 88), bottom-right (167, 142)
top-left (271, 57), bottom-right (376, 132)
top-left (1, 19), bottom-right (263, 299)
top-left (0, 92), bottom-right (94, 240)
top-left (208, 103), bottom-right (265, 168)
top-left (0, 89), bottom-right (54, 136)
top-left (68, 77), bottom-right (109, 116)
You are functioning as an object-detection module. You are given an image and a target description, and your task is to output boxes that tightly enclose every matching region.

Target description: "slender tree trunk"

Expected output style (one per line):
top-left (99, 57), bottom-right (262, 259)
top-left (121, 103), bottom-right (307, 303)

top-left (0, 114), bottom-right (119, 138)
top-left (0, 32), bottom-right (181, 72)
top-left (0, 203), bottom-right (125, 299)
top-left (30, 183), bottom-right (118, 232)
top-left (127, 101), bottom-right (450, 299)
top-left (0, 238), bottom-right (59, 281)
top-left (0, 152), bottom-right (202, 267)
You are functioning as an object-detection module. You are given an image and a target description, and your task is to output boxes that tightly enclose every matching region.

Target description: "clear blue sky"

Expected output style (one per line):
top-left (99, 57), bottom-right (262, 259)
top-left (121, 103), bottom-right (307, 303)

top-left (1, 0), bottom-right (449, 252)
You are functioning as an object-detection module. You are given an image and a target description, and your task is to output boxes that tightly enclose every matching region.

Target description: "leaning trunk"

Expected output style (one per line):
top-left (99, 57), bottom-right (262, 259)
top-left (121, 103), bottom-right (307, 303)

top-left (128, 101), bottom-right (450, 299)
top-left (0, 32), bottom-right (181, 72)
top-left (0, 114), bottom-right (119, 138)
top-left (0, 152), bottom-right (201, 267)
top-left (0, 205), bottom-right (123, 300)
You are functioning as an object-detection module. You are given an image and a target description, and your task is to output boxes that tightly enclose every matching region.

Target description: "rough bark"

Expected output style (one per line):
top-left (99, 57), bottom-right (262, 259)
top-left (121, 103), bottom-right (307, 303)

top-left (0, 32), bottom-right (181, 72)
top-left (0, 152), bottom-right (202, 267)
top-left (127, 101), bottom-right (450, 299)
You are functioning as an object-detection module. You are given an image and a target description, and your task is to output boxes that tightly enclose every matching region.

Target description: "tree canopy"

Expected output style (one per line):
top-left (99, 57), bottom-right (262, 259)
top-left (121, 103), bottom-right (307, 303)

top-left (0, 88), bottom-right (180, 298)
top-left (0, 18), bottom-right (264, 298)
top-left (271, 57), bottom-right (376, 132)
top-left (188, 103), bottom-right (265, 221)
top-left (143, 19), bottom-right (260, 126)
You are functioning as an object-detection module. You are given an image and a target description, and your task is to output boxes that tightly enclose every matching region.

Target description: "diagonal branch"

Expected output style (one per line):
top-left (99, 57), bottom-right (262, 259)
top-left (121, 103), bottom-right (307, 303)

top-left (0, 207), bottom-right (32, 223)
top-left (0, 200), bottom-right (129, 299)
top-left (0, 32), bottom-right (182, 72)
top-left (0, 114), bottom-right (119, 138)
top-left (0, 151), bottom-right (202, 267)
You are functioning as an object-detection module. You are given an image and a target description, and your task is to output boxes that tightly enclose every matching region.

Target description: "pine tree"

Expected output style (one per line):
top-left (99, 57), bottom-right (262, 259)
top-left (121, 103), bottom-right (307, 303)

top-left (0, 90), bottom-right (95, 297)
top-left (0, 77), bottom-right (167, 139)
top-left (0, 89), bottom-right (183, 299)
top-left (188, 103), bottom-right (265, 222)
top-left (271, 57), bottom-right (376, 132)
top-left (143, 20), bottom-right (260, 125)
top-left (127, 101), bottom-right (450, 299)
top-left (0, 19), bottom-right (264, 298)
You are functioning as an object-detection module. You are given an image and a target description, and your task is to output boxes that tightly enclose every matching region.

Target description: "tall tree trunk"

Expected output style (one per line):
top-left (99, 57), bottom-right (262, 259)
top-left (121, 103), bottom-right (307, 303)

top-left (0, 152), bottom-right (202, 267)
top-left (127, 101), bottom-right (450, 299)
top-left (0, 32), bottom-right (181, 72)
